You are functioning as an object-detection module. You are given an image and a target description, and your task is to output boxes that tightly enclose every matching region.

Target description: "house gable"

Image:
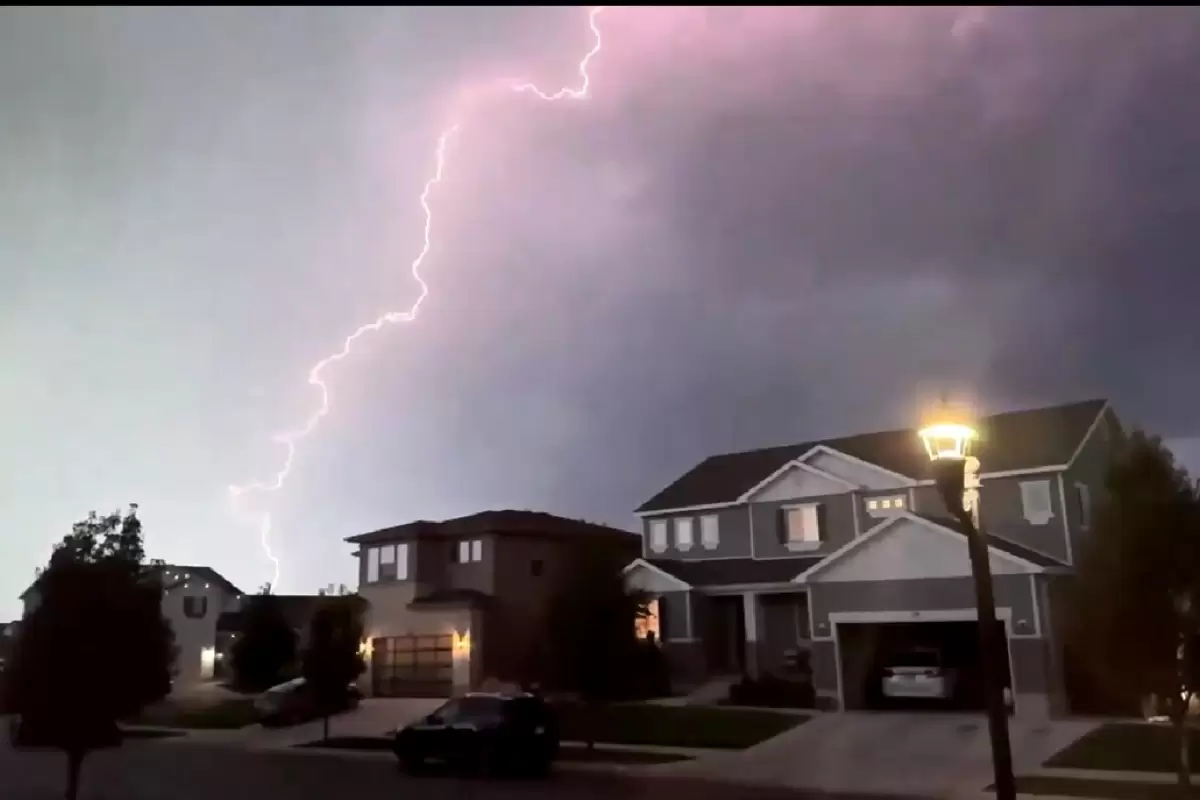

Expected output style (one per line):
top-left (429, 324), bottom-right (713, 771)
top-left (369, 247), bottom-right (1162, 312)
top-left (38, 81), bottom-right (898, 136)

top-left (742, 461), bottom-right (856, 503)
top-left (799, 445), bottom-right (914, 491)
top-left (623, 559), bottom-right (691, 594)
top-left (794, 513), bottom-right (1039, 584)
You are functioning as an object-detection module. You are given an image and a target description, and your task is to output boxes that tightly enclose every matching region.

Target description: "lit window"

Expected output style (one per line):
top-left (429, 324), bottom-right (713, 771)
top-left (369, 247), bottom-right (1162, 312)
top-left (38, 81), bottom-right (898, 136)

top-left (867, 500), bottom-right (878, 510)
top-left (881, 498), bottom-right (891, 509)
top-left (674, 518), bottom-right (694, 550)
top-left (866, 494), bottom-right (905, 517)
top-left (783, 504), bottom-right (822, 546)
top-left (648, 520), bottom-right (668, 553)
top-left (700, 514), bottom-right (719, 550)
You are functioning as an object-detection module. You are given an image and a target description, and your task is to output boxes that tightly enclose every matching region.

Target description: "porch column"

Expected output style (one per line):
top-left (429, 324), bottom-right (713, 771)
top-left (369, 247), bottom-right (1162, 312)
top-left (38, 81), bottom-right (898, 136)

top-left (743, 592), bottom-right (759, 678)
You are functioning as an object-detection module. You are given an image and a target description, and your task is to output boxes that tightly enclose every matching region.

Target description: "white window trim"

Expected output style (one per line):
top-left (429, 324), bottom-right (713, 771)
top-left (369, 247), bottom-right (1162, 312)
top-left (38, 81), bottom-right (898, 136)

top-left (395, 543), bottom-right (409, 581)
top-left (674, 518), bottom-right (694, 552)
top-left (366, 547), bottom-right (381, 582)
top-left (783, 503), bottom-right (822, 552)
top-left (471, 539), bottom-right (483, 562)
top-left (649, 520), bottom-right (668, 553)
top-left (1020, 479), bottom-right (1055, 526)
top-left (699, 514), bottom-right (720, 550)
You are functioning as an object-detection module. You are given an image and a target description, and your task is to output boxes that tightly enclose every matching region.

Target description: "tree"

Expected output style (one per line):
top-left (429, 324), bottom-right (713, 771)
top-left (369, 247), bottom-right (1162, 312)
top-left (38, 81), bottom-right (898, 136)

top-left (230, 592), bottom-right (297, 692)
top-left (543, 547), bottom-right (649, 749)
top-left (4, 505), bottom-right (174, 800)
top-left (301, 595), bottom-right (366, 741)
top-left (1071, 430), bottom-right (1200, 788)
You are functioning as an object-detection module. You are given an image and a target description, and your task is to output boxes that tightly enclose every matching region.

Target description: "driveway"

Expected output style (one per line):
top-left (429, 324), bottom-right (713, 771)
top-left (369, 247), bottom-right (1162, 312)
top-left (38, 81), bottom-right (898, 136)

top-left (647, 712), bottom-right (1100, 797)
top-left (241, 697), bottom-right (443, 749)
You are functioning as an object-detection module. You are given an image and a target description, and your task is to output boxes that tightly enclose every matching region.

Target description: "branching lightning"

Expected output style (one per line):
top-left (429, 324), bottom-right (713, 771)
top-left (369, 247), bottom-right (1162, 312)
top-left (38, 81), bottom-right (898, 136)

top-left (230, 7), bottom-right (605, 591)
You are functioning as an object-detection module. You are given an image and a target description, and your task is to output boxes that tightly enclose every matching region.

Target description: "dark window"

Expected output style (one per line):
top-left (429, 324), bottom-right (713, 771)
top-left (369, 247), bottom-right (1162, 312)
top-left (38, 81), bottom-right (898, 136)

top-left (531, 559), bottom-right (544, 577)
top-left (183, 596), bottom-right (208, 619)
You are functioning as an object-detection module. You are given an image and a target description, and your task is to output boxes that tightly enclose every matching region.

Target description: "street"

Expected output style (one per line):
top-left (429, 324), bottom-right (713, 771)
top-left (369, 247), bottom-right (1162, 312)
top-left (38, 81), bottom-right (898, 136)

top-left (0, 738), bottom-right (929, 800)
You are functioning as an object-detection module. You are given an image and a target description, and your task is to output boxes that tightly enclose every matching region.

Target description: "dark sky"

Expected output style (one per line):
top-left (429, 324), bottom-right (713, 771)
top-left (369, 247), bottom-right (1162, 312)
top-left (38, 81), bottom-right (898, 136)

top-left (3, 7), bottom-right (1199, 615)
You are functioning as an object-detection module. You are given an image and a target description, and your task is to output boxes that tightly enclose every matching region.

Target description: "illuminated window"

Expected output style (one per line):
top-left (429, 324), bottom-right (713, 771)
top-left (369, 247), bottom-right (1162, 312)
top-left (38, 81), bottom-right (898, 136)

top-left (635, 597), bottom-right (662, 642)
top-left (783, 504), bottom-right (823, 546)
top-left (648, 520), bottom-right (668, 553)
top-left (866, 494), bottom-right (905, 517)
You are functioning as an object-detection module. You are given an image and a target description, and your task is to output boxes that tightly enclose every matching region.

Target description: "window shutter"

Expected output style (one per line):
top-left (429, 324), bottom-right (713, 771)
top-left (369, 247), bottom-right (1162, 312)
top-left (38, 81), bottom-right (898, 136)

top-left (816, 504), bottom-right (828, 541)
top-left (777, 508), bottom-right (787, 543)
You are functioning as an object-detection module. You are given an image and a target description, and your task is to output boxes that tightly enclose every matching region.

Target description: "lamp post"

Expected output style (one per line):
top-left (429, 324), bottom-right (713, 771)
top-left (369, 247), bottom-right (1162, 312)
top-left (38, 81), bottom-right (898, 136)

top-left (918, 419), bottom-right (1016, 800)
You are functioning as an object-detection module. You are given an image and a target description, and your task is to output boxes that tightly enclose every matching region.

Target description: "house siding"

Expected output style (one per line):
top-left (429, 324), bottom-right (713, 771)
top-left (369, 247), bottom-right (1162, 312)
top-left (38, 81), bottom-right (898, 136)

top-left (642, 507), bottom-right (751, 560)
top-left (808, 575), bottom-right (1038, 639)
top-left (750, 492), bottom-right (858, 559)
top-left (1061, 407), bottom-right (1119, 565)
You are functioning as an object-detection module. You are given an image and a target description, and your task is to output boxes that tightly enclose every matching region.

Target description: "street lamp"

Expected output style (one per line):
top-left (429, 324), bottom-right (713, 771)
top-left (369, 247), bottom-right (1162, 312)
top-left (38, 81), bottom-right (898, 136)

top-left (919, 413), bottom-right (1016, 800)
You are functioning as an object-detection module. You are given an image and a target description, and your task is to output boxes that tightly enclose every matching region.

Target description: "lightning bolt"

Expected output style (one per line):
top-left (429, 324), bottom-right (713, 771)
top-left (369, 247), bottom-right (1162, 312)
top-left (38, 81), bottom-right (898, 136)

top-left (230, 7), bottom-right (605, 592)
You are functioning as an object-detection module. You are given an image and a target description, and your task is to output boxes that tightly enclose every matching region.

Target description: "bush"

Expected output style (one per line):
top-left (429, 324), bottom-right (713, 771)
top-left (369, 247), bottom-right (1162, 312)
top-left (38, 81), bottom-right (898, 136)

top-left (727, 673), bottom-right (815, 709)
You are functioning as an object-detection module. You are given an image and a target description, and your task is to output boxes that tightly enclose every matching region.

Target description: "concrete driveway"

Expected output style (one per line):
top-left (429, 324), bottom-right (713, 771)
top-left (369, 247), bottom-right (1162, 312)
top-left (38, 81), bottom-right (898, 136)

top-left (648, 712), bottom-right (1100, 797)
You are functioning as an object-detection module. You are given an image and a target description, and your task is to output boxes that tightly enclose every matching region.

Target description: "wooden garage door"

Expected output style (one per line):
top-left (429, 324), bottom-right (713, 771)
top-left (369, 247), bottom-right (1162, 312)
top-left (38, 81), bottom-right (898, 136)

top-left (371, 634), bottom-right (454, 697)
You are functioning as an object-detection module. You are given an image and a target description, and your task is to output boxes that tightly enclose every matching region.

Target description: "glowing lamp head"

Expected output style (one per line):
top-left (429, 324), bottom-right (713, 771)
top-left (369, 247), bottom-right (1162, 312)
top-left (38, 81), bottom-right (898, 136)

top-left (452, 630), bottom-right (471, 659)
top-left (918, 422), bottom-right (978, 462)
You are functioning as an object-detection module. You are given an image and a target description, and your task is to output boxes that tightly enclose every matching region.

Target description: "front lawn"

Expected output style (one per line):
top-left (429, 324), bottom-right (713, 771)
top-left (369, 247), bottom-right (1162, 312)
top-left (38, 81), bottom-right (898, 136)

top-left (1047, 723), bottom-right (1200, 774)
top-left (127, 696), bottom-right (258, 730)
top-left (554, 703), bottom-right (807, 750)
top-left (1010, 776), bottom-right (1199, 799)
top-left (295, 736), bottom-right (690, 765)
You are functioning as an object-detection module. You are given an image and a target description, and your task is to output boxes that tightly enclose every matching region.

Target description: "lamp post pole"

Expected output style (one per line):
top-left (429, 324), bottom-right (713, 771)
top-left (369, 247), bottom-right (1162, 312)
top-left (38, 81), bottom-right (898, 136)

top-left (923, 426), bottom-right (1016, 800)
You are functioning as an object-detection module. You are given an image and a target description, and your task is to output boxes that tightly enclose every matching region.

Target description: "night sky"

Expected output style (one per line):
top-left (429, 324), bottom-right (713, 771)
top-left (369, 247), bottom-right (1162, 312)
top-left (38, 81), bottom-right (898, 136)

top-left (3, 7), bottom-right (1199, 618)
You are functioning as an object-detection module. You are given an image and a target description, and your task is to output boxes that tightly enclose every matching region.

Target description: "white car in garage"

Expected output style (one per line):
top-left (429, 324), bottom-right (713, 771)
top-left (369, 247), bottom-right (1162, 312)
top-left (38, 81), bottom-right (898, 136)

top-left (881, 647), bottom-right (957, 701)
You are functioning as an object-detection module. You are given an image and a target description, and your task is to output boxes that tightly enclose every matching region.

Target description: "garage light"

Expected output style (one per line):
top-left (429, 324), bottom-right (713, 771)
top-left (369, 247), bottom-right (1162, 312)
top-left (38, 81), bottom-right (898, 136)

top-left (453, 630), bottom-right (472, 660)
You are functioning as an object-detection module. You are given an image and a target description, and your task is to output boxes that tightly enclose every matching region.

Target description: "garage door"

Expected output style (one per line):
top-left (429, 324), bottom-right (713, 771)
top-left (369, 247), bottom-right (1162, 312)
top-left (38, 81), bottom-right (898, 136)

top-left (837, 621), bottom-right (1008, 712)
top-left (371, 634), bottom-right (453, 697)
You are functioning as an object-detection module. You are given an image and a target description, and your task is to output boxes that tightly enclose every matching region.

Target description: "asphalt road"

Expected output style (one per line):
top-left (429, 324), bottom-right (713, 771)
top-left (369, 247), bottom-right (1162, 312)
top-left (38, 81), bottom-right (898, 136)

top-left (0, 739), bottom-right (930, 800)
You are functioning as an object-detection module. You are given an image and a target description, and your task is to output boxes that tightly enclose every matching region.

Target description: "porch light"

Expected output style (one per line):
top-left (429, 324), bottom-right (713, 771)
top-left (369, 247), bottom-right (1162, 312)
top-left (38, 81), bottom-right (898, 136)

top-left (358, 638), bottom-right (374, 659)
top-left (452, 630), bottom-right (471, 659)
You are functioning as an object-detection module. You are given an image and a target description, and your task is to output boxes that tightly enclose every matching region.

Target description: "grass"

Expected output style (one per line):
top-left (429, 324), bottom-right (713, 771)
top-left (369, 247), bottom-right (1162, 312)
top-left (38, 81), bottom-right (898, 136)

top-left (1008, 776), bottom-right (1200, 798)
top-left (553, 703), bottom-right (807, 750)
top-left (1047, 723), bottom-right (1200, 774)
top-left (127, 696), bottom-right (259, 730)
top-left (294, 736), bottom-right (690, 765)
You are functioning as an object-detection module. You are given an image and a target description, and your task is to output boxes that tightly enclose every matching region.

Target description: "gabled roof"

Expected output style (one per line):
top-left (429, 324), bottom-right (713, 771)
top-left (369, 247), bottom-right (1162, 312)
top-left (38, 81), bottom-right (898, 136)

top-left (156, 564), bottom-right (243, 596)
top-left (637, 398), bottom-right (1108, 513)
top-left (346, 509), bottom-right (638, 546)
top-left (643, 557), bottom-right (823, 588)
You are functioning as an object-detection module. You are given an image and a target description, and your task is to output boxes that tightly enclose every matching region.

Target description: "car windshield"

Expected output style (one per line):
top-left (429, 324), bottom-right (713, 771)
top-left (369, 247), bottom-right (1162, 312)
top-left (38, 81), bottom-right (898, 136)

top-left (428, 696), bottom-right (506, 724)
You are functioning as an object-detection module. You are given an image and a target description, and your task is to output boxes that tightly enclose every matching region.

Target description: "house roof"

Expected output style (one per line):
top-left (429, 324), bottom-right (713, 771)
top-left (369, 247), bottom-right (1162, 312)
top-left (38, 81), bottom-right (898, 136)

top-left (408, 588), bottom-right (492, 609)
top-left (156, 565), bottom-right (243, 596)
top-left (637, 398), bottom-right (1108, 513)
top-left (646, 557), bottom-right (823, 588)
top-left (216, 593), bottom-right (327, 633)
top-left (911, 513), bottom-right (1066, 569)
top-left (346, 509), bottom-right (638, 547)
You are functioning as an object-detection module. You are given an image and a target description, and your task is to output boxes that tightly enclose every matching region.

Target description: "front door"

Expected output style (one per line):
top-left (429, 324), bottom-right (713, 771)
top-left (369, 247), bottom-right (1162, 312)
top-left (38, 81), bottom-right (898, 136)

top-left (704, 595), bottom-right (745, 674)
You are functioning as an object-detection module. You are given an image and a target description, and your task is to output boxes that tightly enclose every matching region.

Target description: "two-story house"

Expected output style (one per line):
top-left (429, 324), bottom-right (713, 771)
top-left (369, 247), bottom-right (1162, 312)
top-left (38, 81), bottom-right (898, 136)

top-left (623, 398), bottom-right (1119, 718)
top-left (346, 510), bottom-right (640, 698)
top-left (19, 563), bottom-right (244, 686)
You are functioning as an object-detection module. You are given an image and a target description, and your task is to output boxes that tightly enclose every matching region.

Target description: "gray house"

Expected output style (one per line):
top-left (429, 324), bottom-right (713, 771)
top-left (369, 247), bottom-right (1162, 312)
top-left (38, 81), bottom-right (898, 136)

top-left (623, 398), bottom-right (1119, 718)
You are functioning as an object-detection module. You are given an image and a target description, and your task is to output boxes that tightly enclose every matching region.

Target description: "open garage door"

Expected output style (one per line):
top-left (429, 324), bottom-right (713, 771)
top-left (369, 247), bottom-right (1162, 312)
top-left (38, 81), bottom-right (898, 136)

top-left (371, 634), bottom-right (454, 698)
top-left (837, 620), bottom-right (1010, 712)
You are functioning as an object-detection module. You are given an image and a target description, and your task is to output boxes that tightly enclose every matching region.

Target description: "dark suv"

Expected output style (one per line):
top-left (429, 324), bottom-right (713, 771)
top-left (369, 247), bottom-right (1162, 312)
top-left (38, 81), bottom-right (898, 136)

top-left (392, 692), bottom-right (560, 777)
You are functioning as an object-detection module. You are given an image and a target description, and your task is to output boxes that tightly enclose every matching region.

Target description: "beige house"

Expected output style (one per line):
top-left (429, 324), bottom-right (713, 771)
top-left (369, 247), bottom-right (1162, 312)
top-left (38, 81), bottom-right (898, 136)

top-left (347, 510), bottom-right (640, 697)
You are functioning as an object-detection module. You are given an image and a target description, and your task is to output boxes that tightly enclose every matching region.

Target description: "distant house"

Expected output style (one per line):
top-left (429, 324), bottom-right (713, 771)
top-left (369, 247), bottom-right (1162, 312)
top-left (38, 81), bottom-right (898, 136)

top-left (347, 510), bottom-right (640, 698)
top-left (19, 563), bottom-right (244, 686)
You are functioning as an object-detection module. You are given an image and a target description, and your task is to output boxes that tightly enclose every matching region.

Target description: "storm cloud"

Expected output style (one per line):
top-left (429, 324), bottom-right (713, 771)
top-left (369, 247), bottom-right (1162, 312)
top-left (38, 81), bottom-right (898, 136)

top-left (2, 7), bottom-right (1199, 608)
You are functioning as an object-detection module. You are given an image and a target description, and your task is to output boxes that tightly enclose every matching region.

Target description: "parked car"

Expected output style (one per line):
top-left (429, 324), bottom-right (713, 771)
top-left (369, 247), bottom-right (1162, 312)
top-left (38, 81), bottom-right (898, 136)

top-left (254, 677), bottom-right (362, 726)
top-left (392, 692), bottom-right (559, 777)
top-left (881, 647), bottom-right (957, 701)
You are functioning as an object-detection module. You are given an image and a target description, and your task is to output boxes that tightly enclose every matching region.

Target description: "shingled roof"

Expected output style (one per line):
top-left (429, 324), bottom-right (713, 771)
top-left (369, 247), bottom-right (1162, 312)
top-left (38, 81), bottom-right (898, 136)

top-left (346, 509), bottom-right (637, 546)
top-left (637, 399), bottom-right (1109, 514)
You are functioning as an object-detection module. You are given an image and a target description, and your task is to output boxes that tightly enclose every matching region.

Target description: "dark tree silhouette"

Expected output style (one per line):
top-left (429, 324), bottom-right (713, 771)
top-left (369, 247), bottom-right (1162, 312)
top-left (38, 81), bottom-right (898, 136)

top-left (231, 592), bottom-right (297, 692)
top-left (5, 505), bottom-right (174, 800)
top-left (544, 546), bottom-right (649, 749)
top-left (1071, 430), bottom-right (1200, 788)
top-left (301, 595), bottom-right (367, 741)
